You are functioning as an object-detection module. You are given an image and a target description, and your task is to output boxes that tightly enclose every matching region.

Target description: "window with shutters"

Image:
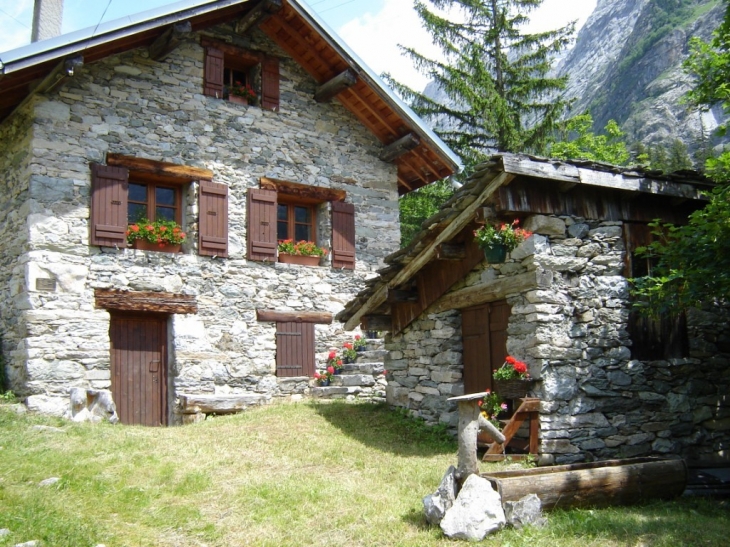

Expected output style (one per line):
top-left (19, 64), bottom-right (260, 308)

top-left (203, 39), bottom-right (280, 111)
top-left (90, 161), bottom-right (229, 258)
top-left (247, 182), bottom-right (355, 269)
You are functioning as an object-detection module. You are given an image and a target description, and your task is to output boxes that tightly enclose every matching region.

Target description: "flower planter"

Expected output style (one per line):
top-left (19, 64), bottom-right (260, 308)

top-left (333, 367), bottom-right (343, 375)
top-left (317, 379), bottom-right (330, 387)
top-left (278, 254), bottom-right (321, 266)
top-left (131, 240), bottom-right (181, 253)
top-left (228, 95), bottom-right (249, 105)
top-left (482, 244), bottom-right (508, 263)
top-left (493, 379), bottom-right (532, 399)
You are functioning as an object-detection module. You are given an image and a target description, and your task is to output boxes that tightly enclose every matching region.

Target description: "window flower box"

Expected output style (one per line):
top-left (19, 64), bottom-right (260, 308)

top-left (278, 253), bottom-right (321, 266)
top-left (131, 240), bottom-right (181, 253)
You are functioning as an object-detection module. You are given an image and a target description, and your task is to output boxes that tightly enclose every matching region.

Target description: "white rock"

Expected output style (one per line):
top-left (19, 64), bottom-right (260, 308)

top-left (39, 477), bottom-right (61, 487)
top-left (503, 493), bottom-right (547, 529)
top-left (440, 474), bottom-right (506, 541)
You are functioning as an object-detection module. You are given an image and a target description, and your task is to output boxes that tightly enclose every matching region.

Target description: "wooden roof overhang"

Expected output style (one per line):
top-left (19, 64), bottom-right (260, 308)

top-left (0, 0), bottom-right (460, 194)
top-left (336, 154), bottom-right (713, 334)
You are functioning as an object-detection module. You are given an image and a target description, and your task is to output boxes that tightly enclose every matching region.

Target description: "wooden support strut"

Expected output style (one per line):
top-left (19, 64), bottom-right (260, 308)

top-left (483, 398), bottom-right (540, 461)
top-left (314, 69), bottom-right (357, 103)
top-left (236, 0), bottom-right (283, 35)
top-left (149, 21), bottom-right (192, 61)
top-left (94, 289), bottom-right (197, 314)
top-left (379, 133), bottom-right (421, 163)
top-left (256, 309), bottom-right (333, 324)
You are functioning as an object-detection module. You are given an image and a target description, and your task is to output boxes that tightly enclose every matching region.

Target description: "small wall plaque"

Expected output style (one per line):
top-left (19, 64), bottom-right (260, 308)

top-left (35, 278), bottom-right (57, 292)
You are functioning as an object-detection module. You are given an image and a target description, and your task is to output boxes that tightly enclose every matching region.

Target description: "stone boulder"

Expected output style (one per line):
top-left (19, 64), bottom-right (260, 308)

top-left (440, 474), bottom-right (506, 541)
top-left (70, 388), bottom-right (119, 424)
top-left (423, 465), bottom-right (458, 525)
top-left (503, 493), bottom-right (547, 529)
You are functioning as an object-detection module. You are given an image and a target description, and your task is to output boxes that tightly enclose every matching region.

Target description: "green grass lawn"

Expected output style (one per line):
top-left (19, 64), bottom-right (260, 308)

top-left (0, 400), bottom-right (728, 546)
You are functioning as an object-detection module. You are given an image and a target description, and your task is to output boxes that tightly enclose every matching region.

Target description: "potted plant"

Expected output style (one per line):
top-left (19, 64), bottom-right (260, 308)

top-left (127, 219), bottom-right (187, 253)
top-left (473, 219), bottom-right (532, 263)
top-left (277, 239), bottom-right (328, 266)
top-left (493, 355), bottom-right (533, 399)
top-left (228, 80), bottom-right (257, 105)
top-left (327, 350), bottom-right (344, 374)
top-left (341, 342), bottom-right (357, 364)
top-left (353, 335), bottom-right (367, 352)
top-left (314, 366), bottom-right (335, 386)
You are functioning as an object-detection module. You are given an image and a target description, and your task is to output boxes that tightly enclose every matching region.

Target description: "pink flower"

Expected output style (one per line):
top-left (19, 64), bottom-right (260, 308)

top-left (355, 335), bottom-right (361, 340)
top-left (501, 403), bottom-right (508, 410)
top-left (328, 351), bottom-right (337, 360)
top-left (327, 366), bottom-right (335, 374)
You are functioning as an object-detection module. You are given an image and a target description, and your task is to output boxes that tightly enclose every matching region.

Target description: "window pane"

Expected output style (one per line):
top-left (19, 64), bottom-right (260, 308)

top-left (277, 204), bottom-right (288, 221)
top-left (156, 207), bottom-right (175, 221)
top-left (129, 183), bottom-right (147, 203)
top-left (277, 221), bottom-right (288, 241)
top-left (295, 224), bottom-right (311, 242)
top-left (156, 187), bottom-right (175, 206)
top-left (294, 206), bottom-right (311, 223)
top-left (128, 203), bottom-right (147, 223)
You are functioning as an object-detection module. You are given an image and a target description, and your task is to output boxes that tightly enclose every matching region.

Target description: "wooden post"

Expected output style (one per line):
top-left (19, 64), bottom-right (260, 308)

top-left (448, 392), bottom-right (489, 481)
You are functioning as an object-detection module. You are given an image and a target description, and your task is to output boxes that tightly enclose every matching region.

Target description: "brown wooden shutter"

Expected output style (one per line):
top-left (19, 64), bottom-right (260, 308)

top-left (90, 163), bottom-right (129, 247)
top-left (331, 201), bottom-right (355, 270)
top-left (276, 321), bottom-right (315, 377)
top-left (204, 47), bottom-right (224, 98)
top-left (247, 188), bottom-right (277, 261)
top-left (198, 180), bottom-right (229, 257)
top-left (261, 56), bottom-right (280, 111)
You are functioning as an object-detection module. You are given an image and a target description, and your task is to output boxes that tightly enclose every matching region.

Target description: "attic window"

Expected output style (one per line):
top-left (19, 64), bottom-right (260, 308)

top-left (202, 39), bottom-right (279, 111)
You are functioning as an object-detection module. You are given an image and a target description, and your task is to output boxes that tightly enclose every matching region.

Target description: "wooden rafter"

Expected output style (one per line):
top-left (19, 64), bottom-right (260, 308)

top-left (235, 0), bottom-right (283, 35)
top-left (380, 133), bottom-right (420, 163)
top-left (149, 21), bottom-right (192, 61)
top-left (314, 69), bottom-right (357, 103)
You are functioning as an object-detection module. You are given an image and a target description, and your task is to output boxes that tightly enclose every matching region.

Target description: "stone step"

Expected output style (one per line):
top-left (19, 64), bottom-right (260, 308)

top-left (353, 349), bottom-right (388, 363)
top-left (341, 362), bottom-right (384, 375)
top-left (311, 385), bottom-right (364, 398)
top-left (331, 373), bottom-right (375, 387)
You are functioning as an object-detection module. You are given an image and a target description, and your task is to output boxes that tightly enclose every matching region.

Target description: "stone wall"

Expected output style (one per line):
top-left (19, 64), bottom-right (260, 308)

top-left (384, 215), bottom-right (730, 464)
top-left (0, 23), bottom-right (400, 420)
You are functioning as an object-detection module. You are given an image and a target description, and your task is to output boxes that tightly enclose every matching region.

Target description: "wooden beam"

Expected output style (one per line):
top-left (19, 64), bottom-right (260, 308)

top-left (436, 243), bottom-right (466, 260)
top-left (260, 177), bottom-right (346, 202)
top-left (343, 171), bottom-right (516, 330)
top-left (236, 0), bottom-right (283, 35)
top-left (314, 69), bottom-right (357, 102)
top-left (94, 289), bottom-right (197, 314)
top-left (387, 289), bottom-right (418, 303)
top-left (430, 271), bottom-right (546, 314)
top-left (379, 133), bottom-right (421, 163)
top-left (106, 153), bottom-right (213, 182)
top-left (256, 309), bottom-right (333, 324)
top-left (361, 314), bottom-right (392, 332)
top-left (149, 21), bottom-right (192, 61)
top-left (200, 36), bottom-right (263, 63)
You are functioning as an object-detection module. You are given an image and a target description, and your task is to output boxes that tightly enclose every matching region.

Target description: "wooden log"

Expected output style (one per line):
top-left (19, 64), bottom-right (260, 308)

top-left (314, 69), bottom-right (357, 103)
top-left (482, 457), bottom-right (687, 511)
top-left (256, 309), bottom-right (333, 324)
top-left (259, 177), bottom-right (346, 203)
top-left (179, 394), bottom-right (268, 415)
top-left (379, 133), bottom-right (421, 163)
top-left (107, 153), bottom-right (213, 182)
top-left (95, 289), bottom-right (197, 314)
top-left (149, 21), bottom-right (192, 61)
top-left (235, 0), bottom-right (283, 35)
top-left (448, 392), bottom-right (490, 481)
top-left (478, 413), bottom-right (506, 444)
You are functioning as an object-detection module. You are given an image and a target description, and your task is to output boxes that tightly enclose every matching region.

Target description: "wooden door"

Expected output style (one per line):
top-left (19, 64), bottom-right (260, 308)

top-left (110, 313), bottom-right (168, 426)
top-left (462, 300), bottom-right (510, 394)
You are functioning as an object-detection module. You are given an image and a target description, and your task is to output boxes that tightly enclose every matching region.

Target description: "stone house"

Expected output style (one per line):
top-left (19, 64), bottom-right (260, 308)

top-left (338, 154), bottom-right (730, 466)
top-left (0, 0), bottom-right (460, 425)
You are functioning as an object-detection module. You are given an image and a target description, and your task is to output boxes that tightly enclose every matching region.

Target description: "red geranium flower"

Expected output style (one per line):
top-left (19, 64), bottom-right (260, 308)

top-left (327, 366), bottom-right (335, 375)
top-left (344, 342), bottom-right (353, 350)
top-left (328, 351), bottom-right (337, 360)
top-left (513, 361), bottom-right (527, 374)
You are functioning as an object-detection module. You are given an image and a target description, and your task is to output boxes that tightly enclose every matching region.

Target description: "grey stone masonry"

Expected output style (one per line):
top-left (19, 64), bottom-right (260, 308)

top-left (385, 214), bottom-right (730, 464)
top-left (0, 22), bottom-right (400, 421)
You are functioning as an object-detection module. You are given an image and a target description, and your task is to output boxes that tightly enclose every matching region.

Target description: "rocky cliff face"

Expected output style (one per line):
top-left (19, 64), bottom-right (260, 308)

top-left (556, 0), bottom-right (726, 158)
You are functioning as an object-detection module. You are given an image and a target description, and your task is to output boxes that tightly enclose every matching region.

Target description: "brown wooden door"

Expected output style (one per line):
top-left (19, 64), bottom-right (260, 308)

top-left (462, 300), bottom-right (510, 394)
top-left (110, 314), bottom-right (168, 426)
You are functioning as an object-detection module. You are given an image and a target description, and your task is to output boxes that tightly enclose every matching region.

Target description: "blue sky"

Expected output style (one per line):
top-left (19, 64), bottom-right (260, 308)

top-left (0, 0), bottom-right (596, 90)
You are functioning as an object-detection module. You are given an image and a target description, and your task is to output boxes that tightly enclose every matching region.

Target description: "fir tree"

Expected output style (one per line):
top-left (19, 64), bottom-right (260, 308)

top-left (386, 0), bottom-right (575, 172)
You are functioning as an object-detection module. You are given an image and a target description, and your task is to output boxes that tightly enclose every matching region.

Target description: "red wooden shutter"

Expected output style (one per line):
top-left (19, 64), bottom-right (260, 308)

top-left (90, 163), bottom-right (128, 247)
top-left (204, 47), bottom-right (224, 98)
top-left (261, 56), bottom-right (280, 111)
top-left (247, 188), bottom-right (278, 261)
top-left (331, 201), bottom-right (355, 270)
top-left (276, 321), bottom-right (315, 377)
top-left (198, 180), bottom-right (229, 257)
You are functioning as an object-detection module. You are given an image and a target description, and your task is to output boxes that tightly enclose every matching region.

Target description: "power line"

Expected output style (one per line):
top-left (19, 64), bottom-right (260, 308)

top-left (319, 0), bottom-right (361, 15)
top-left (90, 0), bottom-right (114, 38)
top-left (0, 6), bottom-right (30, 29)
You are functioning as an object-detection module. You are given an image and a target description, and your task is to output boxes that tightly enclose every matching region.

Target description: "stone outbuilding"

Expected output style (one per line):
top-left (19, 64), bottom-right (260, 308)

top-left (338, 154), bottom-right (730, 466)
top-left (0, 0), bottom-right (460, 424)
